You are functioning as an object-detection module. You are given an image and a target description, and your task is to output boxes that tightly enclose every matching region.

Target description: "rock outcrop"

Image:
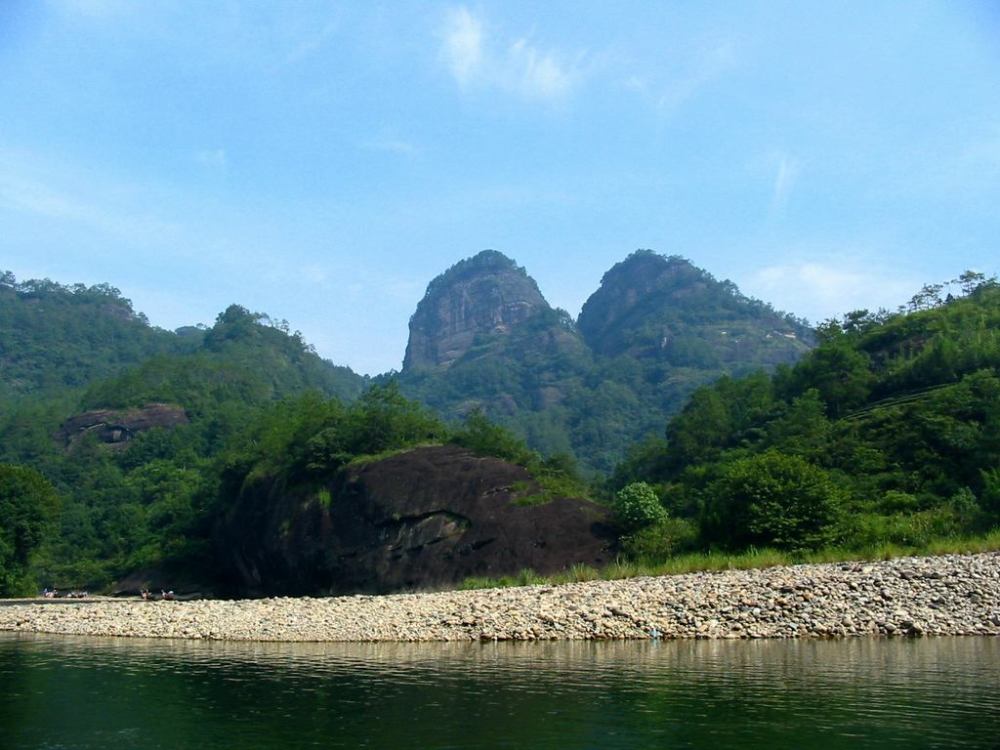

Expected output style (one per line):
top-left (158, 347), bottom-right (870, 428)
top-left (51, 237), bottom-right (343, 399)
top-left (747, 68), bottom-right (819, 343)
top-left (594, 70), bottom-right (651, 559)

top-left (396, 248), bottom-right (817, 473)
top-left (578, 250), bottom-right (812, 363)
top-left (218, 445), bottom-right (614, 596)
top-left (402, 251), bottom-right (552, 371)
top-left (57, 403), bottom-right (189, 449)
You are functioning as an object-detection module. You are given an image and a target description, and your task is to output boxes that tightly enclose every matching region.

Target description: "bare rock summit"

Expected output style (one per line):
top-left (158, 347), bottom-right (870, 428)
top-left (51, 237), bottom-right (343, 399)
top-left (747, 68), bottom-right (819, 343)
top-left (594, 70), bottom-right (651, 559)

top-left (402, 250), bottom-right (551, 371)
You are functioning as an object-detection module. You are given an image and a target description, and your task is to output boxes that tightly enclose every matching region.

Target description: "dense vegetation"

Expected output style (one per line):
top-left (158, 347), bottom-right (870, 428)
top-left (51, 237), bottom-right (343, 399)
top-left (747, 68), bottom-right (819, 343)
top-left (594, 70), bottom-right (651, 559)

top-left (0, 464), bottom-right (59, 595)
top-left (0, 277), bottom-right (582, 590)
top-left (0, 282), bottom-right (368, 589)
top-left (1, 262), bottom-right (997, 595)
top-left (0, 272), bottom-right (189, 408)
top-left (14, 380), bottom-right (582, 591)
top-left (612, 273), bottom-right (1000, 559)
top-left (399, 250), bottom-right (813, 474)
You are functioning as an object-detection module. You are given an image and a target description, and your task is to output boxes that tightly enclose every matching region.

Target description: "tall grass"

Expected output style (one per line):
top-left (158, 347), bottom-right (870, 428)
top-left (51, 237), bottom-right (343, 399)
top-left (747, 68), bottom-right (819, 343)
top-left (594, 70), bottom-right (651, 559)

top-left (456, 528), bottom-right (1000, 590)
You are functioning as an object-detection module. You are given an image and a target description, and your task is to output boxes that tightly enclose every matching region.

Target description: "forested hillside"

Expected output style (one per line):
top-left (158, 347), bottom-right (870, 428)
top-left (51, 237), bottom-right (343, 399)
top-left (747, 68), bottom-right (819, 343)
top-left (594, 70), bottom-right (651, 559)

top-left (0, 273), bottom-right (190, 407)
top-left (4, 259), bottom-right (995, 596)
top-left (0, 296), bottom-right (367, 592)
top-left (0, 252), bottom-right (818, 593)
top-left (0, 277), bottom-right (593, 594)
top-left (612, 273), bottom-right (1000, 558)
top-left (398, 250), bottom-right (813, 473)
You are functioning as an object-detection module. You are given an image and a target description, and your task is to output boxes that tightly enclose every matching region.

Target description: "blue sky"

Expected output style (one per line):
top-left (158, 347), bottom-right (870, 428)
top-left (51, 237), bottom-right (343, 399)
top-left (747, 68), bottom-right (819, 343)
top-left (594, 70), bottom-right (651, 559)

top-left (2, 1), bottom-right (999, 374)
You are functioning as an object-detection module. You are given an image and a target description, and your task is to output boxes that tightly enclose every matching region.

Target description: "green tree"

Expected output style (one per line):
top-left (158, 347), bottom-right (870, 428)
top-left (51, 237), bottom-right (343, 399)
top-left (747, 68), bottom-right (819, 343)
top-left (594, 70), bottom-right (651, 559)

top-left (451, 409), bottom-right (532, 464)
top-left (784, 340), bottom-right (872, 417)
top-left (704, 451), bottom-right (842, 551)
top-left (955, 270), bottom-right (988, 296)
top-left (763, 389), bottom-right (831, 460)
top-left (347, 381), bottom-right (444, 455)
top-left (613, 481), bottom-right (668, 531)
top-left (981, 468), bottom-right (1000, 520)
top-left (0, 464), bottom-right (60, 595)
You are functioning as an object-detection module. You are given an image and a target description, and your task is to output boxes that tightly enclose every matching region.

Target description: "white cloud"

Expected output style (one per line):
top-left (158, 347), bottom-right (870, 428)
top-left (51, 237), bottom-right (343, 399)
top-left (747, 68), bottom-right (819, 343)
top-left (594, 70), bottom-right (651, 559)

top-left (0, 170), bottom-right (178, 242)
top-left (53, 0), bottom-right (130, 18)
top-left (442, 6), bottom-right (484, 86)
top-left (507, 38), bottom-right (573, 98)
top-left (647, 39), bottom-right (738, 116)
top-left (283, 21), bottom-right (340, 66)
top-left (300, 263), bottom-right (330, 285)
top-left (439, 6), bottom-right (578, 100)
top-left (964, 127), bottom-right (1000, 166)
top-left (362, 136), bottom-right (419, 157)
top-left (742, 259), bottom-right (921, 323)
top-left (195, 148), bottom-right (227, 169)
top-left (770, 153), bottom-right (800, 215)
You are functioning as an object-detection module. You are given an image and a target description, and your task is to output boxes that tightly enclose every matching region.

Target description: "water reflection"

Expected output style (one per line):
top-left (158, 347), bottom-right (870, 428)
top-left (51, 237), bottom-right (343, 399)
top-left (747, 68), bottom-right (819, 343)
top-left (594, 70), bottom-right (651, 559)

top-left (2, 634), bottom-right (997, 749)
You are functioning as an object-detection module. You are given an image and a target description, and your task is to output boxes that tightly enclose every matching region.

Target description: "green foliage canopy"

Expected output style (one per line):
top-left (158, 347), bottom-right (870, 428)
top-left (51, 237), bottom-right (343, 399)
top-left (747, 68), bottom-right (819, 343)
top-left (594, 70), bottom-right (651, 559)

top-left (0, 464), bottom-right (60, 595)
top-left (613, 482), bottom-right (668, 531)
top-left (615, 273), bottom-right (1000, 558)
top-left (703, 451), bottom-right (842, 551)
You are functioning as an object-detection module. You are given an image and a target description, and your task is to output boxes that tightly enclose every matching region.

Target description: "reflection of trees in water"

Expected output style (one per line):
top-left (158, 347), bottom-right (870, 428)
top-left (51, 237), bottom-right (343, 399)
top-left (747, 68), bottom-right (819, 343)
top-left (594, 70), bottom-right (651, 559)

top-left (2, 636), bottom-right (998, 749)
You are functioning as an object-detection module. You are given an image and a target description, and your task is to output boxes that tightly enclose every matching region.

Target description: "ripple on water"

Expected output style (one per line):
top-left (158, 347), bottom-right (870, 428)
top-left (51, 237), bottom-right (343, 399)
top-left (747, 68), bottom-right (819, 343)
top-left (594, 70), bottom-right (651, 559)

top-left (1, 635), bottom-right (998, 750)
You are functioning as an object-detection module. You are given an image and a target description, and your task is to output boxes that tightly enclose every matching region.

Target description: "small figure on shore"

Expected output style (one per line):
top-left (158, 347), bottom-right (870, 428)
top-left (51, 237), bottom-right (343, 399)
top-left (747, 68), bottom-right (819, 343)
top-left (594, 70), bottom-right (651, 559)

top-left (43, 588), bottom-right (55, 598)
top-left (161, 590), bottom-right (175, 601)
top-left (140, 589), bottom-right (151, 600)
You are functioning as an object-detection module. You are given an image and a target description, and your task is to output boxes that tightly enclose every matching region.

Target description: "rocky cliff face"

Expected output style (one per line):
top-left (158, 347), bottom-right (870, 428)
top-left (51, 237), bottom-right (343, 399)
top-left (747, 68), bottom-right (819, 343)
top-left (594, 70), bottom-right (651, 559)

top-left (578, 250), bottom-right (812, 364)
top-left (218, 445), bottom-right (614, 595)
top-left (578, 252), bottom-right (708, 356)
top-left (57, 403), bottom-right (189, 449)
top-left (402, 250), bottom-right (551, 371)
top-left (396, 248), bottom-right (815, 473)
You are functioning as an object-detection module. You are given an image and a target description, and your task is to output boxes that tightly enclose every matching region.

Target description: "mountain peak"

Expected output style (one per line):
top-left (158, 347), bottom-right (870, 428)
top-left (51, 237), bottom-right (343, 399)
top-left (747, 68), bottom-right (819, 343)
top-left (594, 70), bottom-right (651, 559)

top-left (592, 250), bottom-right (704, 302)
top-left (578, 250), bottom-right (809, 361)
top-left (402, 251), bottom-right (551, 371)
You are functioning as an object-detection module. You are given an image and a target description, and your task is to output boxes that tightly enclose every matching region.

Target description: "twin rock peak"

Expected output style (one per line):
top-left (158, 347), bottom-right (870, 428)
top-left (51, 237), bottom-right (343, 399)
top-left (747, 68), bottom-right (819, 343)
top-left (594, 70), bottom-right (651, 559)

top-left (401, 249), bottom-right (808, 373)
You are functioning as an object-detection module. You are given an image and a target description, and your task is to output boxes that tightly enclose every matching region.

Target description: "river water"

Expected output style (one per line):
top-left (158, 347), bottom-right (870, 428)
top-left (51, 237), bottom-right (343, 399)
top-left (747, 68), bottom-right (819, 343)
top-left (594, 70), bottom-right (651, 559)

top-left (1, 634), bottom-right (997, 749)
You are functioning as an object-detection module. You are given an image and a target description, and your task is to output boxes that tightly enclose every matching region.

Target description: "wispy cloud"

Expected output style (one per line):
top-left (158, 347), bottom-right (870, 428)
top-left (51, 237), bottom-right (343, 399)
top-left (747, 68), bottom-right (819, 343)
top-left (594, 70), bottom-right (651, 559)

top-left (53, 0), bottom-right (130, 18)
top-left (439, 6), bottom-right (579, 100)
top-left (361, 135), bottom-right (420, 157)
top-left (744, 259), bottom-right (920, 322)
top-left (770, 153), bottom-right (800, 215)
top-left (300, 263), bottom-right (330, 285)
top-left (195, 148), bottom-right (227, 169)
top-left (0, 169), bottom-right (179, 242)
top-left (283, 21), bottom-right (340, 66)
top-left (624, 39), bottom-right (738, 116)
top-left (442, 6), bottom-right (484, 86)
top-left (963, 127), bottom-right (1000, 167)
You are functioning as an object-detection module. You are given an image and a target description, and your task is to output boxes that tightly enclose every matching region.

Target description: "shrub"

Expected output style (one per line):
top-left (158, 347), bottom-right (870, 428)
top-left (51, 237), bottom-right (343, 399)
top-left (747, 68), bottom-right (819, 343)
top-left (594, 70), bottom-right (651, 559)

top-left (981, 468), bottom-right (1000, 519)
top-left (878, 490), bottom-right (919, 514)
top-left (620, 517), bottom-right (699, 561)
top-left (704, 451), bottom-right (842, 551)
top-left (613, 482), bottom-right (668, 531)
top-left (840, 507), bottom-right (965, 549)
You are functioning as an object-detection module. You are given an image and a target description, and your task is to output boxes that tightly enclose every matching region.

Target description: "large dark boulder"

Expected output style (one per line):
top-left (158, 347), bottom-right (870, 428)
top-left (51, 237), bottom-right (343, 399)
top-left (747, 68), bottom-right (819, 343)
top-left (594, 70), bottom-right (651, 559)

top-left (218, 445), bottom-right (614, 595)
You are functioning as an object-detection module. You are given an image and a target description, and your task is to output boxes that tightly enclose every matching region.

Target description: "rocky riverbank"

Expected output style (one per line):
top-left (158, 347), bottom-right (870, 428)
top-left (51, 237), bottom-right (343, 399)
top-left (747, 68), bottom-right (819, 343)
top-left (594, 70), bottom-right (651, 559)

top-left (2, 553), bottom-right (999, 642)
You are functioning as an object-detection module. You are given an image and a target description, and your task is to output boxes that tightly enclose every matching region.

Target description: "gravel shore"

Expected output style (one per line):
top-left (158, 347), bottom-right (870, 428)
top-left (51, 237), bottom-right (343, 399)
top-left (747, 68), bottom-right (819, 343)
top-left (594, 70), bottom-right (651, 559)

top-left (2, 552), bottom-right (999, 642)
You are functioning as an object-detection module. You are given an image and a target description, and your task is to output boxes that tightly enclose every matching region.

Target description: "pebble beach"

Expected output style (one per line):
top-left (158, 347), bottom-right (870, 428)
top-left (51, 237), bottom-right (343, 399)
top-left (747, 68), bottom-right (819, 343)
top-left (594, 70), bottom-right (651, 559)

top-left (2, 552), bottom-right (999, 642)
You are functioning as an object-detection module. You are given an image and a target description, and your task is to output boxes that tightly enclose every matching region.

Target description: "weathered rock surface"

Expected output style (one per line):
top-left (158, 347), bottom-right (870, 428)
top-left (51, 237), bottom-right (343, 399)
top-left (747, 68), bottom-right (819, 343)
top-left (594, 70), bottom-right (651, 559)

top-left (577, 250), bottom-right (812, 362)
top-left (57, 403), bottom-right (189, 448)
top-left (402, 250), bottom-right (552, 371)
top-left (3, 552), bottom-right (998, 642)
top-left (217, 445), bottom-right (614, 596)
